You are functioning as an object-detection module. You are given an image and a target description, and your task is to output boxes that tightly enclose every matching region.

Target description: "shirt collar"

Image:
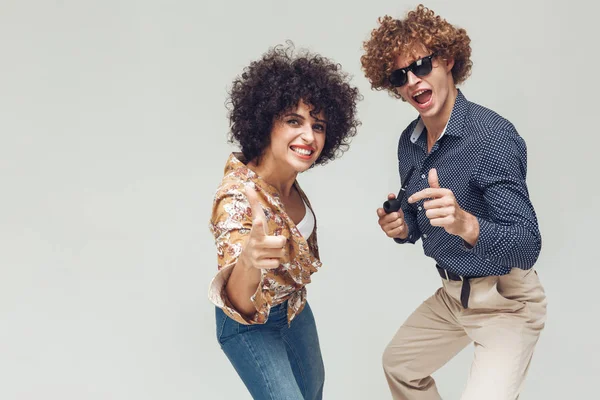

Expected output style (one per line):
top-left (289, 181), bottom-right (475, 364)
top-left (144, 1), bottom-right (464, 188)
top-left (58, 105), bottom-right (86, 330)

top-left (223, 152), bottom-right (250, 175)
top-left (223, 152), bottom-right (300, 202)
top-left (409, 89), bottom-right (469, 144)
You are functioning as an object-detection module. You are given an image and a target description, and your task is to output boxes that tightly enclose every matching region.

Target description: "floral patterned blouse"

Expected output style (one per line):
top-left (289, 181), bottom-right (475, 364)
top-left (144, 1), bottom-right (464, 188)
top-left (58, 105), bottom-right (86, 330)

top-left (208, 153), bottom-right (322, 325)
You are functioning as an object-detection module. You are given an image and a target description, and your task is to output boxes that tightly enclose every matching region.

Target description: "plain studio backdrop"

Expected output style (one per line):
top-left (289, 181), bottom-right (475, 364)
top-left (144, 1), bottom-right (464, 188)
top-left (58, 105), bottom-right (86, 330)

top-left (0, 0), bottom-right (597, 398)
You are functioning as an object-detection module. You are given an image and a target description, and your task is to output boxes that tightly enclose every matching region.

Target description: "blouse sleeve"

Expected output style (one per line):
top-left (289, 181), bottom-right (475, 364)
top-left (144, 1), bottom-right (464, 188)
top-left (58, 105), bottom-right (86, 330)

top-left (207, 183), bottom-right (273, 325)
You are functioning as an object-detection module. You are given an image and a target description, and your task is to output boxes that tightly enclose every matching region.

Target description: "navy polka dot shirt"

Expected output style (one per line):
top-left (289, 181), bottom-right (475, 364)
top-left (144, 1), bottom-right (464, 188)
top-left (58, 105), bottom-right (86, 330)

top-left (395, 90), bottom-right (541, 277)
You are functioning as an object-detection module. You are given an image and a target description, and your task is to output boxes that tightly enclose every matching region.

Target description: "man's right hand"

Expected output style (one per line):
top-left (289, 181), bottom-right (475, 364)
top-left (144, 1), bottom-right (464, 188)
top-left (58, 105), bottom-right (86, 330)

top-left (377, 193), bottom-right (409, 240)
top-left (239, 186), bottom-right (287, 270)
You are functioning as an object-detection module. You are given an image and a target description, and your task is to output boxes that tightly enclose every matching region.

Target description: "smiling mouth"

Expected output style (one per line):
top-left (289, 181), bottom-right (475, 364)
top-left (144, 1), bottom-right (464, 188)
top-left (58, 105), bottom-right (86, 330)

top-left (290, 146), bottom-right (314, 157)
top-left (413, 89), bottom-right (432, 105)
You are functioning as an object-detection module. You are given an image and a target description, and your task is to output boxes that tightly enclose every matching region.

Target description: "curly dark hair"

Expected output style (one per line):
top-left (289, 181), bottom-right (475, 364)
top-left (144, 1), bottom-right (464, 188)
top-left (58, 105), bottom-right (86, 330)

top-left (226, 43), bottom-right (361, 166)
top-left (361, 4), bottom-right (472, 99)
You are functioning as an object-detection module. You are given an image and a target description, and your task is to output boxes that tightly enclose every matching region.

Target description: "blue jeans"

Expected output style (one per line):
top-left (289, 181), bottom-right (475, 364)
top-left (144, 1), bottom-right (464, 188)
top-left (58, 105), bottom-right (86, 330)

top-left (215, 301), bottom-right (325, 399)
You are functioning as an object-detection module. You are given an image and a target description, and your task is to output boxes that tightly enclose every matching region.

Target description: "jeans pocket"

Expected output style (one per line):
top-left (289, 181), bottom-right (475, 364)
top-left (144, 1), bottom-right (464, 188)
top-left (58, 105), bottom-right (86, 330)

top-left (215, 307), bottom-right (239, 345)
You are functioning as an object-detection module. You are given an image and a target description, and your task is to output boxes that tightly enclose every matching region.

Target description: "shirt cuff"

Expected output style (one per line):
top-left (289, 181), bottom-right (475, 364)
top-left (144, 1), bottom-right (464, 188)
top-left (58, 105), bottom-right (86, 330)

top-left (393, 231), bottom-right (418, 244)
top-left (463, 217), bottom-right (496, 260)
top-left (208, 262), bottom-right (269, 325)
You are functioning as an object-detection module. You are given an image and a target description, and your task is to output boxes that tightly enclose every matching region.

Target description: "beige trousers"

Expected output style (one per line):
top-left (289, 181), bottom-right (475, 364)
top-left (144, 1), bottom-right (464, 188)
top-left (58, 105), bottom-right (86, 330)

top-left (383, 267), bottom-right (547, 400)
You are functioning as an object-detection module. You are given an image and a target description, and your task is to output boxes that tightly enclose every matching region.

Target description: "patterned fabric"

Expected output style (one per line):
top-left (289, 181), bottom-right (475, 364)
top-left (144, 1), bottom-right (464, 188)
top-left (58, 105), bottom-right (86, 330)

top-left (395, 90), bottom-right (541, 277)
top-left (208, 153), bottom-right (322, 325)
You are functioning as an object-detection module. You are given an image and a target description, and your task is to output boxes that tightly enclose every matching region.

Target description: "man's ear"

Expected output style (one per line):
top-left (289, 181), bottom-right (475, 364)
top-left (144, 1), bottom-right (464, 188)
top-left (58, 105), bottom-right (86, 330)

top-left (445, 57), bottom-right (455, 73)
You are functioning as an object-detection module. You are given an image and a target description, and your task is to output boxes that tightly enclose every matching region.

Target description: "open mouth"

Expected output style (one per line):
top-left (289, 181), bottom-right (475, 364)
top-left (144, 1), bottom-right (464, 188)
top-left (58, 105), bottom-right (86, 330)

top-left (290, 145), bottom-right (314, 159)
top-left (412, 89), bottom-right (432, 105)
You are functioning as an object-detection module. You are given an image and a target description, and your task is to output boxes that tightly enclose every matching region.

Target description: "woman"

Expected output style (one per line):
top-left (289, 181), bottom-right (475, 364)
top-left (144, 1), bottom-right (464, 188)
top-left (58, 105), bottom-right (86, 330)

top-left (208, 44), bottom-right (361, 399)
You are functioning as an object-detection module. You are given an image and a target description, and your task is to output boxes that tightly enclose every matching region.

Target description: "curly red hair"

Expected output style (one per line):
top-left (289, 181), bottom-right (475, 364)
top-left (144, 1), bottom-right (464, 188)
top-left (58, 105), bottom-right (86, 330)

top-left (361, 4), bottom-right (472, 98)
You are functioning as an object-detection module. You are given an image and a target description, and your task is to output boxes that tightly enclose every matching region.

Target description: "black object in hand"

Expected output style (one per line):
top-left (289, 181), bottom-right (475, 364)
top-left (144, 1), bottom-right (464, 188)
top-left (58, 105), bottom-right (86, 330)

top-left (383, 167), bottom-right (415, 214)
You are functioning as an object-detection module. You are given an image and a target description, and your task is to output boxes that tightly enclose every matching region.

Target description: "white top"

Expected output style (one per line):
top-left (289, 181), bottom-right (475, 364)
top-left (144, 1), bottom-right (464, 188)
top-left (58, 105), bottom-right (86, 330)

top-left (296, 200), bottom-right (315, 239)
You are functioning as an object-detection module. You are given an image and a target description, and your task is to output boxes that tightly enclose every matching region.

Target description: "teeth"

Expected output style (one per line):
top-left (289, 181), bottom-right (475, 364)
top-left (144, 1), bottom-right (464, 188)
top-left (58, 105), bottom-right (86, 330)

top-left (413, 90), bottom-right (427, 98)
top-left (291, 147), bottom-right (312, 156)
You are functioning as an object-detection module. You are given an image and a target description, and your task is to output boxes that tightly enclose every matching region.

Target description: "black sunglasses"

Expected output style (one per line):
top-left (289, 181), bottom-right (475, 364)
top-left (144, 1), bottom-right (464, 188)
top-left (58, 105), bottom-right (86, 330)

top-left (389, 54), bottom-right (436, 87)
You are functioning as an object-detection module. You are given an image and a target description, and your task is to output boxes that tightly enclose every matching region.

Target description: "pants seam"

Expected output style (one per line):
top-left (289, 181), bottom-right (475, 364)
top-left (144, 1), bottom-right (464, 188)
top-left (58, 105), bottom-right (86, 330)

top-left (217, 311), bottom-right (228, 344)
top-left (238, 330), bottom-right (276, 400)
top-left (281, 333), bottom-right (308, 397)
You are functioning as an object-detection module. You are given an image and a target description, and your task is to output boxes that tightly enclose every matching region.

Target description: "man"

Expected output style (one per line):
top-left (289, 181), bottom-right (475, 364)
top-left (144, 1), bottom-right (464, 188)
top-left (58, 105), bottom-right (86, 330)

top-left (361, 5), bottom-right (547, 400)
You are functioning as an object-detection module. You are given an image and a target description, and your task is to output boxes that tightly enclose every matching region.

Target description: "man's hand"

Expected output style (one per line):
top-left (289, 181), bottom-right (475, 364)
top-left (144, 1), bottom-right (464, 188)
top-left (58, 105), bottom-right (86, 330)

top-left (408, 168), bottom-right (479, 245)
top-left (377, 193), bottom-right (409, 240)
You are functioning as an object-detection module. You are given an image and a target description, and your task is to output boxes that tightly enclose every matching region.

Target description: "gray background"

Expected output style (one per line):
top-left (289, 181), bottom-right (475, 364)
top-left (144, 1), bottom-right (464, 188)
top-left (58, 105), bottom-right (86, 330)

top-left (1, 0), bottom-right (597, 398)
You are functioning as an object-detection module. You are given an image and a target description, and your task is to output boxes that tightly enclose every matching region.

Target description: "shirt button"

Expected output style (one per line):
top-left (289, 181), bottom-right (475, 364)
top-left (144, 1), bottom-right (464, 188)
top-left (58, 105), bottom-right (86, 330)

top-left (423, 234), bottom-right (428, 239)
top-left (418, 206), bottom-right (422, 211)
top-left (421, 174), bottom-right (426, 179)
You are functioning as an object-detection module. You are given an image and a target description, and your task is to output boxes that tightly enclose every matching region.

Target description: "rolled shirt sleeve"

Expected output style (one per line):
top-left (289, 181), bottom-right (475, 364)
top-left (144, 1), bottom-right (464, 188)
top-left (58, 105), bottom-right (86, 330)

top-left (208, 185), bottom-right (272, 325)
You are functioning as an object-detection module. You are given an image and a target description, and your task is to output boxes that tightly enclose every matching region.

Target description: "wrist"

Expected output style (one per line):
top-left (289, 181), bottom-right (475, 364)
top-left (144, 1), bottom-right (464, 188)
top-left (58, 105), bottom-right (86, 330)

top-left (237, 251), bottom-right (255, 272)
top-left (460, 212), bottom-right (479, 246)
top-left (234, 254), bottom-right (261, 287)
